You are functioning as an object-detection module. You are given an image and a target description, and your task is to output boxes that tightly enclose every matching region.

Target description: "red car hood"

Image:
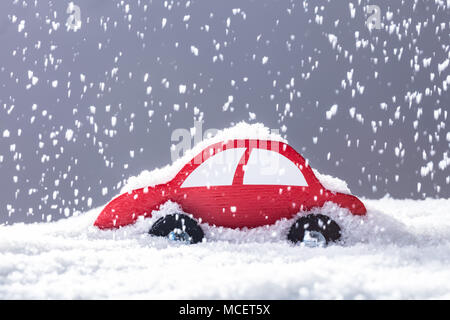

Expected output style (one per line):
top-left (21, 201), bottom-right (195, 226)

top-left (94, 186), bottom-right (168, 229)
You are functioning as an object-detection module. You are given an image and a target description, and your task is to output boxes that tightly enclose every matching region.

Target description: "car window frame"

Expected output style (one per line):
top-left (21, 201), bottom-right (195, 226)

top-left (173, 140), bottom-right (322, 190)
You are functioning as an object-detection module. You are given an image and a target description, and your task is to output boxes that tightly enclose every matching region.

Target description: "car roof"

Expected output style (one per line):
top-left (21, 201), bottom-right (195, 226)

top-left (172, 138), bottom-right (323, 189)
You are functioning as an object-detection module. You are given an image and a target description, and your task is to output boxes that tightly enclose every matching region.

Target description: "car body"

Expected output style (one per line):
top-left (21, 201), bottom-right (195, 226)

top-left (94, 139), bottom-right (366, 230)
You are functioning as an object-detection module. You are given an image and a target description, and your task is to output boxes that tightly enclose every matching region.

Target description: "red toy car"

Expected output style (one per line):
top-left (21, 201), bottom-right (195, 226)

top-left (94, 139), bottom-right (366, 246)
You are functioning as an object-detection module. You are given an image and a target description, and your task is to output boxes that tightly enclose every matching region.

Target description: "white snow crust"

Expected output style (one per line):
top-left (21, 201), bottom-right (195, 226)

top-left (1, 197), bottom-right (450, 299)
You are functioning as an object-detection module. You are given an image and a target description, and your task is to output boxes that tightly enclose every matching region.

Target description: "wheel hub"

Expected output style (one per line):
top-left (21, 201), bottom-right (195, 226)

top-left (168, 228), bottom-right (192, 244)
top-left (302, 230), bottom-right (327, 248)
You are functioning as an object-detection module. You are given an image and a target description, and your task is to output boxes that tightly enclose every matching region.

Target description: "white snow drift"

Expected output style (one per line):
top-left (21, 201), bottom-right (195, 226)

top-left (121, 122), bottom-right (349, 195)
top-left (1, 198), bottom-right (450, 299)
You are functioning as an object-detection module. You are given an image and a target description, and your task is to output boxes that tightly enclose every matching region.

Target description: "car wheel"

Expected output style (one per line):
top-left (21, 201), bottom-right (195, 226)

top-left (149, 213), bottom-right (204, 244)
top-left (287, 214), bottom-right (341, 247)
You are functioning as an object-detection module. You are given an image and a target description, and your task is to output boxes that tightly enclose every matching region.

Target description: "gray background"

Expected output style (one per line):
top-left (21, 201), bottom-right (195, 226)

top-left (0, 0), bottom-right (449, 225)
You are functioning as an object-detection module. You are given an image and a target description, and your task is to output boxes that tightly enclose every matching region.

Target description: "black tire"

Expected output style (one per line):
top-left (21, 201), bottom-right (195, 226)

top-left (288, 214), bottom-right (341, 245)
top-left (149, 213), bottom-right (204, 244)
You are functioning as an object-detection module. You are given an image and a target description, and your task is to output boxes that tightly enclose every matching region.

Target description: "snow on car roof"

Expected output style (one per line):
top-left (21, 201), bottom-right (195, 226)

top-left (121, 122), bottom-right (286, 193)
top-left (312, 169), bottom-right (352, 195)
top-left (120, 122), bottom-right (351, 195)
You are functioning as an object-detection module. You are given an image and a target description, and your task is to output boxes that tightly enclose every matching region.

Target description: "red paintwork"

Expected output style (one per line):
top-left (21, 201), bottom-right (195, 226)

top-left (94, 139), bottom-right (367, 229)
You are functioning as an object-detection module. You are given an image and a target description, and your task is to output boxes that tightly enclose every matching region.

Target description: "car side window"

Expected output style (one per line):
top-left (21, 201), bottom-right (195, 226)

top-left (181, 148), bottom-right (246, 188)
top-left (243, 148), bottom-right (308, 186)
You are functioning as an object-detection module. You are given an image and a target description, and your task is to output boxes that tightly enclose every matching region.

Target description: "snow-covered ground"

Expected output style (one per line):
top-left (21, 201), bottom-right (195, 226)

top-left (1, 197), bottom-right (450, 299)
